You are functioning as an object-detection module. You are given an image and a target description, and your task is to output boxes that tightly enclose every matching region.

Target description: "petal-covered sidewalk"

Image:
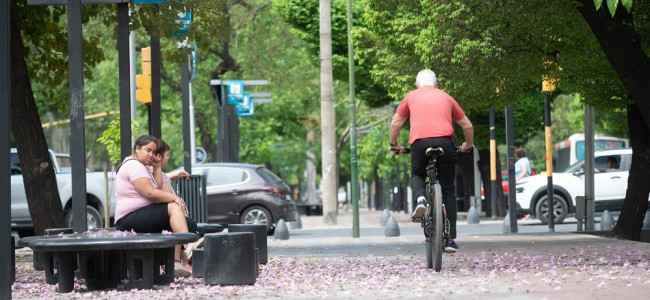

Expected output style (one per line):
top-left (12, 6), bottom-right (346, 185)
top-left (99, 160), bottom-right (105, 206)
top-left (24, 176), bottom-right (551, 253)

top-left (12, 210), bottom-right (650, 299)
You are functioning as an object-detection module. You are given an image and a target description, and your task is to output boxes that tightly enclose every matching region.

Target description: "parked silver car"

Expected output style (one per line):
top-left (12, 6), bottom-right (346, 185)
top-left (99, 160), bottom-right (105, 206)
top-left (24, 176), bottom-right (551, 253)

top-left (176, 163), bottom-right (296, 233)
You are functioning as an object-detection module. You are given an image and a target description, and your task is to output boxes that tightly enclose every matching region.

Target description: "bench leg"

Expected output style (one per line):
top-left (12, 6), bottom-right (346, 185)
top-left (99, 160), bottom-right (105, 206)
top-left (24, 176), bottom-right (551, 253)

top-left (153, 247), bottom-right (174, 285)
top-left (55, 251), bottom-right (76, 293)
top-left (81, 250), bottom-right (121, 290)
top-left (125, 249), bottom-right (155, 290)
top-left (43, 252), bottom-right (58, 285)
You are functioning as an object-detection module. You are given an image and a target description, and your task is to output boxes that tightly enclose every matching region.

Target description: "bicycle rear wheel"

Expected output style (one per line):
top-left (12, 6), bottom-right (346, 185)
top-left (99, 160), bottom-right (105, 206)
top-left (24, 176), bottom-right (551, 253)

top-left (432, 183), bottom-right (443, 271)
top-left (424, 187), bottom-right (434, 269)
top-left (425, 217), bottom-right (433, 269)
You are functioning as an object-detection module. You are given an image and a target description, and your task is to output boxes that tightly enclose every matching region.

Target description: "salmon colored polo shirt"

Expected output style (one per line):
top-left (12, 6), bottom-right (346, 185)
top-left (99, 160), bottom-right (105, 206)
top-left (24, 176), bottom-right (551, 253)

top-left (396, 85), bottom-right (465, 145)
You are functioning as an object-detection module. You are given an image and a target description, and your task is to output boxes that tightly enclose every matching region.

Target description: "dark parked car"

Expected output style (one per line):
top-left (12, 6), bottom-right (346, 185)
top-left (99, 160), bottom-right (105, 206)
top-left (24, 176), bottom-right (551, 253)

top-left (176, 163), bottom-right (296, 233)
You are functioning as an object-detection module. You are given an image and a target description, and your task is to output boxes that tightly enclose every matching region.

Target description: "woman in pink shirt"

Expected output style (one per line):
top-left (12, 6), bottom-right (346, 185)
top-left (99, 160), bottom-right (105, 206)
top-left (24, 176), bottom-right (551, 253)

top-left (114, 135), bottom-right (196, 277)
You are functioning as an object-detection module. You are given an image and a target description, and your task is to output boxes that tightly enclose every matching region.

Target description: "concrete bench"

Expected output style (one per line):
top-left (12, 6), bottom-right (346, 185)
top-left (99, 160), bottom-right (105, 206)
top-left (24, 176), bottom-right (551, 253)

top-left (25, 231), bottom-right (199, 293)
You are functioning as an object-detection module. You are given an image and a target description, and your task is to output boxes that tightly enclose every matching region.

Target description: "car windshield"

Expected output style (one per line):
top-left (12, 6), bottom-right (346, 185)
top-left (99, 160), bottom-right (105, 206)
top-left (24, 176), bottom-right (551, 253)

top-left (563, 160), bottom-right (585, 173)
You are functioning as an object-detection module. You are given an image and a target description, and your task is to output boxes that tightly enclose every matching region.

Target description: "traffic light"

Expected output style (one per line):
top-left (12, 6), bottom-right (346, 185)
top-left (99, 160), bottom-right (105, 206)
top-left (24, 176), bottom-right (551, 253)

top-left (136, 47), bottom-right (152, 104)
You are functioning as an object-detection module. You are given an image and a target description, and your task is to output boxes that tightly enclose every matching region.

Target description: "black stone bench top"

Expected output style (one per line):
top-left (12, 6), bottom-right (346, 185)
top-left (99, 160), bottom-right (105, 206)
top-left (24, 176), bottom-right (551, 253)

top-left (196, 223), bottom-right (224, 235)
top-left (27, 232), bottom-right (199, 252)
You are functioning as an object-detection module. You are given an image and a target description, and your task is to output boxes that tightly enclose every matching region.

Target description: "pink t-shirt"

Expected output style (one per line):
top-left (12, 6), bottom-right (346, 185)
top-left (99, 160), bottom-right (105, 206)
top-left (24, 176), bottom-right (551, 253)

top-left (396, 86), bottom-right (465, 144)
top-left (114, 158), bottom-right (157, 222)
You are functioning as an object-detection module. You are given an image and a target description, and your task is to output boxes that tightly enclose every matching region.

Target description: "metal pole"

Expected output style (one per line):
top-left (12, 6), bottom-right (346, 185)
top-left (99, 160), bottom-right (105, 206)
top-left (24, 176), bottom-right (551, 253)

top-left (150, 35), bottom-right (161, 138)
top-left (118, 3), bottom-right (131, 160)
top-left (1, 0), bottom-right (12, 296)
top-left (505, 105), bottom-right (518, 233)
top-left (544, 93), bottom-right (555, 232)
top-left (347, 0), bottom-right (359, 237)
top-left (216, 83), bottom-right (227, 162)
top-left (584, 104), bottom-right (595, 230)
top-left (190, 81), bottom-right (196, 163)
top-left (490, 109), bottom-right (497, 219)
top-left (182, 61), bottom-right (191, 173)
top-left (68, 0), bottom-right (87, 232)
top-left (129, 30), bottom-right (136, 134)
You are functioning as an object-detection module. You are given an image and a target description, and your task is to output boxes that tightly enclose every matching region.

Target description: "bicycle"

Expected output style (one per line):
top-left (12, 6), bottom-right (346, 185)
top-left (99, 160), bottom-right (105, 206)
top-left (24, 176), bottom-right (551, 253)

top-left (400, 146), bottom-right (455, 271)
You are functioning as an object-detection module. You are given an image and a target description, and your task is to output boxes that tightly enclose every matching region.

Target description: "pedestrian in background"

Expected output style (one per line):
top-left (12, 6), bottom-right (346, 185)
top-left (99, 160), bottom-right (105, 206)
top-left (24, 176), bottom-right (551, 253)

top-left (515, 148), bottom-right (531, 181)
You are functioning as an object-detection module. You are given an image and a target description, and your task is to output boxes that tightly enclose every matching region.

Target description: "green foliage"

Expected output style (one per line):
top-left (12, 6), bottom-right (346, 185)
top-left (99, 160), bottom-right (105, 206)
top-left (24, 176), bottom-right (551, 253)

top-left (96, 117), bottom-right (144, 165)
top-left (273, 0), bottom-right (391, 107)
top-left (594, 0), bottom-right (634, 17)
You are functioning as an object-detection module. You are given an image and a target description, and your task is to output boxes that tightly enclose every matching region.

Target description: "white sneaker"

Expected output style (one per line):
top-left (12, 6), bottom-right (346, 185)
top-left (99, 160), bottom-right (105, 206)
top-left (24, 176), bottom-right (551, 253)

top-left (411, 196), bottom-right (427, 221)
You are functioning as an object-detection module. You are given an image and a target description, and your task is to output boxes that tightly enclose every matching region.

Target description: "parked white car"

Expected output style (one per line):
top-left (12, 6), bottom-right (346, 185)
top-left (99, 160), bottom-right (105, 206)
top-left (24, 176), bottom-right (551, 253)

top-left (11, 148), bottom-right (115, 236)
top-left (515, 148), bottom-right (636, 224)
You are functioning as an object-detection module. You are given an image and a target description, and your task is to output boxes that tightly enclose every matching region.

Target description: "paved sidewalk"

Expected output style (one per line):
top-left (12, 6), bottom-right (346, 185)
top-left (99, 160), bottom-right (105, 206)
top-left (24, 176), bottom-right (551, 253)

top-left (12, 209), bottom-right (650, 299)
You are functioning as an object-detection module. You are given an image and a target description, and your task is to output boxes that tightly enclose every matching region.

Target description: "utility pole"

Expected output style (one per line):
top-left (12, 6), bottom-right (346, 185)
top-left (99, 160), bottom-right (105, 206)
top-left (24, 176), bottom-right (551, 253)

top-left (319, 0), bottom-right (337, 225)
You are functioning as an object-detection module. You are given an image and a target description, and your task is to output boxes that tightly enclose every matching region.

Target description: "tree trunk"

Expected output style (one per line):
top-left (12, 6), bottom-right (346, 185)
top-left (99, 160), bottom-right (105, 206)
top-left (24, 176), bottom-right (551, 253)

top-left (10, 0), bottom-right (65, 235)
top-left (577, 1), bottom-right (650, 240)
top-left (319, 0), bottom-right (337, 225)
top-left (615, 104), bottom-right (650, 240)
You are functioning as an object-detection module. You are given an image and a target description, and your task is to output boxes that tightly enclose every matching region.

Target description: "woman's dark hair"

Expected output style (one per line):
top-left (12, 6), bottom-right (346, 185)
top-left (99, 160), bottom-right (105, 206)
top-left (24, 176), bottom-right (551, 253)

top-left (515, 148), bottom-right (527, 158)
top-left (133, 135), bottom-right (157, 152)
top-left (155, 138), bottom-right (170, 156)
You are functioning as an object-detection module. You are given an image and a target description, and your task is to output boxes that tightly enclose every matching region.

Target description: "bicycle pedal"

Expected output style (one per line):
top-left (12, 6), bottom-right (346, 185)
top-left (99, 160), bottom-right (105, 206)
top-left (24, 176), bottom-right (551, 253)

top-left (411, 216), bottom-right (423, 223)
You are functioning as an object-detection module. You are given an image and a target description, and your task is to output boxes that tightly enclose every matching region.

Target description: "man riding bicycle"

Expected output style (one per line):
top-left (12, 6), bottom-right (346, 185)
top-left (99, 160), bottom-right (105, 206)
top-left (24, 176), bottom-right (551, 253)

top-left (389, 69), bottom-right (474, 253)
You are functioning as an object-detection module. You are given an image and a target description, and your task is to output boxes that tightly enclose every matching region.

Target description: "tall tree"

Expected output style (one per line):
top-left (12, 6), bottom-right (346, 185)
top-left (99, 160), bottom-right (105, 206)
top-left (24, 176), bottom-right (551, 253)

top-left (354, 0), bottom-right (649, 239)
top-left (577, 0), bottom-right (650, 240)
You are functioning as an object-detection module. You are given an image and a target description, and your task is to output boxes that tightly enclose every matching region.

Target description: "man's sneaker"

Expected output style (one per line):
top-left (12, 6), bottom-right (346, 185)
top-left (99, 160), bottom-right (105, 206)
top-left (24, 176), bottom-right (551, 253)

top-left (444, 239), bottom-right (458, 253)
top-left (411, 196), bottom-right (427, 222)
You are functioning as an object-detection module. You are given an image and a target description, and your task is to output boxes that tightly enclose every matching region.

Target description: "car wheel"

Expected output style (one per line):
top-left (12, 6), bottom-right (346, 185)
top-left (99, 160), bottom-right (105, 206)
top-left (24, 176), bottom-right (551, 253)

top-left (535, 194), bottom-right (568, 225)
top-left (240, 206), bottom-right (272, 233)
top-left (65, 205), bottom-right (104, 229)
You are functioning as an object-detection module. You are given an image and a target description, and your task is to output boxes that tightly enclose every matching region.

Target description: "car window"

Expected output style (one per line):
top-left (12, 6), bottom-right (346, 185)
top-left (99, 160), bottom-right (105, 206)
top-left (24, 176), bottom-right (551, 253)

top-left (257, 167), bottom-right (283, 184)
top-left (199, 167), bottom-right (249, 187)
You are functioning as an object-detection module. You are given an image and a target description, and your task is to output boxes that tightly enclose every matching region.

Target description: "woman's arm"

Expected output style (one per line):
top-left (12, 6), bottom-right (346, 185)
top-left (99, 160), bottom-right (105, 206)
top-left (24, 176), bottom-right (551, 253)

top-left (132, 177), bottom-right (178, 203)
top-left (167, 170), bottom-right (190, 181)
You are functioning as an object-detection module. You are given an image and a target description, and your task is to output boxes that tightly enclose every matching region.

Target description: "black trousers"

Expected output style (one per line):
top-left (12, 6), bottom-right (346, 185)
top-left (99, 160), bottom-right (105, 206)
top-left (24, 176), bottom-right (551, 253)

top-left (410, 137), bottom-right (458, 239)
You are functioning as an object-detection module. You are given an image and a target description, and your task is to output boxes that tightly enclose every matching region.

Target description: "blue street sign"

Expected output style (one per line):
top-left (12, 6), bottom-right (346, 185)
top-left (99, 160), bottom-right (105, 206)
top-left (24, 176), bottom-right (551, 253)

top-left (236, 93), bottom-right (254, 116)
top-left (173, 10), bottom-right (192, 37)
top-left (195, 147), bottom-right (207, 163)
top-left (227, 80), bottom-right (245, 105)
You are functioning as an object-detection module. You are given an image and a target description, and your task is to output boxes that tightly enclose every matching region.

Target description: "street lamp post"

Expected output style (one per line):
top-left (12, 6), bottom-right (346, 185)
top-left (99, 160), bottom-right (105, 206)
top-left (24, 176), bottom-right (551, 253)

top-left (346, 0), bottom-right (360, 237)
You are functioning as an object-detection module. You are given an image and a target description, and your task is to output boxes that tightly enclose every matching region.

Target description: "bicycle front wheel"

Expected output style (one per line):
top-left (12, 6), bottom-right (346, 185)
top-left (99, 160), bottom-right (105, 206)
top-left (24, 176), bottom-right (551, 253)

top-left (432, 183), bottom-right (443, 272)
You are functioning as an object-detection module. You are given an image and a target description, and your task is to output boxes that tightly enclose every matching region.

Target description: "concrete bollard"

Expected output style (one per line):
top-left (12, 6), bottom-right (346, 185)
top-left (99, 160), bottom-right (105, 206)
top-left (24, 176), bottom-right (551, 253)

top-left (467, 206), bottom-right (480, 224)
top-left (380, 209), bottom-right (390, 227)
top-left (274, 219), bottom-right (290, 240)
top-left (203, 232), bottom-right (257, 285)
top-left (228, 224), bottom-right (268, 264)
top-left (191, 248), bottom-right (204, 277)
top-left (385, 216), bottom-right (400, 237)
top-left (643, 211), bottom-right (650, 229)
top-left (290, 212), bottom-right (302, 229)
top-left (600, 210), bottom-right (615, 230)
top-left (502, 212), bottom-right (511, 233)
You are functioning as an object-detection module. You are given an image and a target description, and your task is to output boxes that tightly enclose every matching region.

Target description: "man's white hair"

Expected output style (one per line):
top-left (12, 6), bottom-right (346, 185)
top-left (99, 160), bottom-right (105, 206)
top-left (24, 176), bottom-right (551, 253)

top-left (416, 69), bottom-right (437, 87)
